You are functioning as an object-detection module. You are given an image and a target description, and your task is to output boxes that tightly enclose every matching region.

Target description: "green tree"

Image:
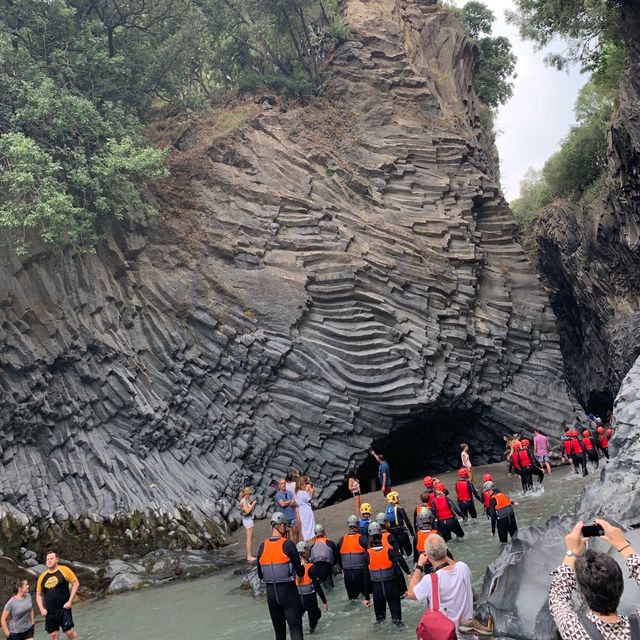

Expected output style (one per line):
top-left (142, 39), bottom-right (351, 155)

top-left (458, 1), bottom-right (494, 38)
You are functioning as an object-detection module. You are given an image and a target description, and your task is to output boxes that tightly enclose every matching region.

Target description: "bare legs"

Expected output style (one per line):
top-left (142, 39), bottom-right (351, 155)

top-left (246, 526), bottom-right (256, 562)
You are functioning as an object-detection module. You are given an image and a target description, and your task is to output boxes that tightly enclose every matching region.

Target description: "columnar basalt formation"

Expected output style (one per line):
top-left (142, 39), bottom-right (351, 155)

top-left (534, 3), bottom-right (640, 409)
top-left (0, 0), bottom-right (578, 554)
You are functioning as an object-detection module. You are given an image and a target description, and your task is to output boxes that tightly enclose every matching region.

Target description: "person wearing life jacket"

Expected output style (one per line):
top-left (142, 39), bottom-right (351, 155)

top-left (508, 435), bottom-right (521, 475)
top-left (606, 425), bottom-right (614, 440)
top-left (363, 522), bottom-right (405, 627)
top-left (568, 430), bottom-right (588, 476)
top-left (413, 508), bottom-right (440, 564)
top-left (359, 502), bottom-right (373, 539)
top-left (337, 515), bottom-right (369, 600)
top-left (309, 523), bottom-right (338, 590)
top-left (480, 473), bottom-right (493, 518)
top-left (414, 491), bottom-right (434, 530)
top-left (385, 491), bottom-right (414, 557)
top-left (518, 439), bottom-right (544, 490)
top-left (430, 482), bottom-right (464, 542)
top-left (296, 541), bottom-right (328, 634)
top-left (375, 512), bottom-right (410, 595)
top-left (455, 468), bottom-right (483, 521)
top-left (561, 425), bottom-right (572, 465)
top-left (257, 512), bottom-right (305, 640)
top-left (582, 430), bottom-right (599, 469)
top-left (597, 426), bottom-right (610, 460)
top-left (484, 482), bottom-right (518, 544)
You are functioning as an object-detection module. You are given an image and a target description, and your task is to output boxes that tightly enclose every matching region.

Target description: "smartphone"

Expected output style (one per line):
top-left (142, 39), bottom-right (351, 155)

top-left (582, 523), bottom-right (604, 537)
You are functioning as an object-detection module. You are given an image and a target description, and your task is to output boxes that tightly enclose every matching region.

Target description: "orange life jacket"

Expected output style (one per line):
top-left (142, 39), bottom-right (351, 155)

top-left (492, 492), bottom-right (514, 519)
top-left (433, 495), bottom-right (454, 520)
top-left (415, 528), bottom-right (437, 554)
top-left (456, 480), bottom-right (471, 502)
top-left (340, 533), bottom-right (366, 569)
top-left (260, 537), bottom-right (295, 583)
top-left (368, 546), bottom-right (394, 582)
top-left (296, 563), bottom-right (315, 595)
top-left (381, 531), bottom-right (393, 551)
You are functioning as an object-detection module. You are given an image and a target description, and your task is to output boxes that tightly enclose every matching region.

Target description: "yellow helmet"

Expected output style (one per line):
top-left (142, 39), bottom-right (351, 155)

top-left (360, 502), bottom-right (372, 516)
top-left (387, 491), bottom-right (399, 504)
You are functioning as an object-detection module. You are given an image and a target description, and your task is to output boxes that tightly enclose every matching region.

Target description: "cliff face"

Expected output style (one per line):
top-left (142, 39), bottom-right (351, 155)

top-left (534, 3), bottom-right (640, 410)
top-left (0, 0), bottom-right (578, 555)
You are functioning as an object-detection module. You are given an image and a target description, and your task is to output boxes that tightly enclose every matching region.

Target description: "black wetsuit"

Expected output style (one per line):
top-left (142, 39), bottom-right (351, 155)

top-left (309, 536), bottom-right (338, 589)
top-left (298, 564), bottom-right (327, 633)
top-left (337, 532), bottom-right (369, 599)
top-left (257, 536), bottom-right (305, 640)
top-left (385, 505), bottom-right (414, 557)
top-left (431, 495), bottom-right (465, 542)
top-left (364, 543), bottom-right (405, 624)
top-left (455, 479), bottom-right (483, 520)
top-left (489, 494), bottom-right (518, 543)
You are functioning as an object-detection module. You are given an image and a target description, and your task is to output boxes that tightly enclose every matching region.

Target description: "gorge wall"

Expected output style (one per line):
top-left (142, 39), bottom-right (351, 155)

top-left (534, 2), bottom-right (640, 411)
top-left (0, 0), bottom-right (579, 556)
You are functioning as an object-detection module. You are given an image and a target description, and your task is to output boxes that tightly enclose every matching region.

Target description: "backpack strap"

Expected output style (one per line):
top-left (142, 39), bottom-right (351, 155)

top-left (430, 572), bottom-right (440, 612)
top-left (630, 613), bottom-right (640, 640)
top-left (579, 614), bottom-right (604, 640)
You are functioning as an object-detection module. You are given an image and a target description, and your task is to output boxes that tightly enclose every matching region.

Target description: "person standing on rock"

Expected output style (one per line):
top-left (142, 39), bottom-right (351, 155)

top-left (370, 450), bottom-right (391, 496)
top-left (460, 443), bottom-right (473, 482)
top-left (295, 476), bottom-right (316, 542)
top-left (533, 428), bottom-right (552, 474)
top-left (257, 512), bottom-right (305, 640)
top-left (275, 478), bottom-right (298, 543)
top-left (2, 579), bottom-right (35, 640)
top-left (347, 469), bottom-right (362, 514)
top-left (239, 486), bottom-right (258, 562)
top-left (36, 551), bottom-right (79, 640)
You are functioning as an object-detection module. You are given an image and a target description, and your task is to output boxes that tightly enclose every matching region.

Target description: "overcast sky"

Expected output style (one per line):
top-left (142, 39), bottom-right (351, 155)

top-left (450, 0), bottom-right (589, 201)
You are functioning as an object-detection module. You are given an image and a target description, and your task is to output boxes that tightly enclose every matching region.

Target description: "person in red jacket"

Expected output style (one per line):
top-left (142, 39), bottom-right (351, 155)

top-left (519, 439), bottom-right (544, 490)
top-left (568, 430), bottom-right (588, 476)
top-left (480, 474), bottom-right (493, 518)
top-left (455, 468), bottom-right (483, 521)
top-left (582, 430), bottom-right (599, 469)
top-left (597, 426), bottom-right (610, 460)
top-left (431, 482), bottom-right (464, 542)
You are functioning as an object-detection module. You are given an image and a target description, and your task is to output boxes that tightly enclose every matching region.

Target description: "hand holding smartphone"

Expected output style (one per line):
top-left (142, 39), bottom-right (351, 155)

top-left (582, 523), bottom-right (605, 538)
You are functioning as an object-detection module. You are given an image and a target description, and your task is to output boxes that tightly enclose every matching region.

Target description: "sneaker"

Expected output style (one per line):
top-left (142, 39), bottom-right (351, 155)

top-left (459, 618), bottom-right (493, 635)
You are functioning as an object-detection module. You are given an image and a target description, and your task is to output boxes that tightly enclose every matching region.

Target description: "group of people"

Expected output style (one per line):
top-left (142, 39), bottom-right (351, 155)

top-left (1, 551), bottom-right (80, 640)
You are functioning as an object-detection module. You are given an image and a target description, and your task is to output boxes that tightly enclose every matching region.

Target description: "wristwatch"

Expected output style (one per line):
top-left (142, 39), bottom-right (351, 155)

top-left (414, 565), bottom-right (425, 572)
top-left (565, 550), bottom-right (576, 557)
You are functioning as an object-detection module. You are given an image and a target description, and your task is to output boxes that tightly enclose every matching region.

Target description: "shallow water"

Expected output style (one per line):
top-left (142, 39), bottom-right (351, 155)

top-left (78, 462), bottom-right (595, 639)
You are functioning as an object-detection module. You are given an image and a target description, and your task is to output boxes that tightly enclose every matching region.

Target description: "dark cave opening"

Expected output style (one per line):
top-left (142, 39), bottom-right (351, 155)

top-left (328, 409), bottom-right (511, 504)
top-left (585, 391), bottom-right (614, 420)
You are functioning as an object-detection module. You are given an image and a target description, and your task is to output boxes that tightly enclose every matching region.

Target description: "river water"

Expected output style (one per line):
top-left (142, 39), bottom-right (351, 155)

top-left (78, 462), bottom-right (595, 639)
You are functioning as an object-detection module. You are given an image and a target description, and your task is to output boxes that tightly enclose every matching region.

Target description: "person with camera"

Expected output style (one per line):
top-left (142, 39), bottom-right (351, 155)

top-left (549, 519), bottom-right (640, 640)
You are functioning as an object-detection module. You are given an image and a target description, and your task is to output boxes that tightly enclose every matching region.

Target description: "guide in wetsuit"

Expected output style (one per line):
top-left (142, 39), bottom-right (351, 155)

top-left (309, 523), bottom-right (338, 590)
top-left (385, 491), bottom-right (414, 556)
top-left (337, 515), bottom-right (369, 600)
top-left (485, 481), bottom-right (518, 543)
top-left (455, 468), bottom-right (483, 520)
top-left (257, 512), bottom-right (305, 640)
top-left (431, 482), bottom-right (465, 542)
top-left (296, 541), bottom-right (329, 634)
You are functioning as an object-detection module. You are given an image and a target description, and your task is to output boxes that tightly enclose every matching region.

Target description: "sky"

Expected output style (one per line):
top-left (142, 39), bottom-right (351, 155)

top-left (450, 0), bottom-right (590, 201)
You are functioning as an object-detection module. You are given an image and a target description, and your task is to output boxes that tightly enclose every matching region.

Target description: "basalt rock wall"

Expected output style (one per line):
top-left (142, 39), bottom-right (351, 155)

top-left (0, 0), bottom-right (578, 555)
top-left (534, 2), bottom-right (640, 410)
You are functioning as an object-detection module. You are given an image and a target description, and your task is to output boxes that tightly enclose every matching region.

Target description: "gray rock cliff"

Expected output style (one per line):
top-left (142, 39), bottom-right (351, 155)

top-left (0, 0), bottom-right (578, 556)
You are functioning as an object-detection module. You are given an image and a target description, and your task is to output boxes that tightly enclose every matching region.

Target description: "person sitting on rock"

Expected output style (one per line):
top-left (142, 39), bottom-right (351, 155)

top-left (549, 519), bottom-right (640, 640)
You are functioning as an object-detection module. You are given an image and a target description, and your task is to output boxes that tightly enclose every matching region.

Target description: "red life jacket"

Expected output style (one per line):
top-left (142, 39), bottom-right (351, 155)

top-left (456, 480), bottom-right (471, 502)
top-left (511, 452), bottom-right (521, 470)
top-left (433, 495), bottom-right (454, 520)
top-left (570, 439), bottom-right (583, 454)
top-left (482, 490), bottom-right (490, 509)
top-left (583, 435), bottom-right (594, 451)
top-left (599, 435), bottom-right (609, 449)
top-left (517, 449), bottom-right (533, 468)
top-left (606, 428), bottom-right (614, 438)
top-left (563, 439), bottom-right (572, 455)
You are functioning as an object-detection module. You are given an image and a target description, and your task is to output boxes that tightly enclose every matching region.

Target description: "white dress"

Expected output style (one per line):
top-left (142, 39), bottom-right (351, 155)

top-left (296, 490), bottom-right (316, 541)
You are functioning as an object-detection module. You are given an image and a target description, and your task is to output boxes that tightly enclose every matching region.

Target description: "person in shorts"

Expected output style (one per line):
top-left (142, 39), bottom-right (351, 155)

top-left (2, 579), bottom-right (35, 640)
top-left (36, 551), bottom-right (79, 640)
top-left (534, 428), bottom-right (552, 473)
top-left (274, 478), bottom-right (299, 542)
top-left (239, 486), bottom-right (258, 561)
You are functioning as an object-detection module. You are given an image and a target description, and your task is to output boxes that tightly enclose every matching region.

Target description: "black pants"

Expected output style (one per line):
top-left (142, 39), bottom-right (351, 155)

top-left (266, 583), bottom-right (304, 640)
top-left (601, 446), bottom-right (610, 460)
top-left (301, 592), bottom-right (322, 631)
top-left (496, 514), bottom-right (518, 543)
top-left (343, 568), bottom-right (366, 599)
top-left (313, 561), bottom-right (334, 589)
top-left (518, 469), bottom-right (532, 492)
top-left (587, 450), bottom-right (599, 468)
top-left (571, 453), bottom-right (588, 476)
top-left (372, 580), bottom-right (402, 622)
top-left (390, 527), bottom-right (412, 556)
top-left (531, 466), bottom-right (544, 483)
top-left (437, 517), bottom-right (464, 542)
top-left (458, 500), bottom-right (477, 520)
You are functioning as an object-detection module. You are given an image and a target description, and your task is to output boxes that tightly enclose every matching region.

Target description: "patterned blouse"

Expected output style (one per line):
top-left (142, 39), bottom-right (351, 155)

top-left (549, 554), bottom-right (640, 640)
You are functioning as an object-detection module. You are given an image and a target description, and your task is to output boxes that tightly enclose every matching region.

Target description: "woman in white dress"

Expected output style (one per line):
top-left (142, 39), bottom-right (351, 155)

top-left (295, 475), bottom-right (316, 542)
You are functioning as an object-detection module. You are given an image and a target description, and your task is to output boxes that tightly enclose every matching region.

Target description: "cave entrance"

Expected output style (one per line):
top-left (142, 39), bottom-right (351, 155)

top-left (353, 408), bottom-right (510, 495)
top-left (586, 391), bottom-right (613, 420)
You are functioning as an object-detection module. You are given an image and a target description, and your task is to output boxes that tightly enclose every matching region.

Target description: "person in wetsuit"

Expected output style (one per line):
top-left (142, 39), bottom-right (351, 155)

top-left (363, 522), bottom-right (405, 627)
top-left (582, 429), bottom-right (599, 469)
top-left (385, 491), bottom-right (414, 556)
top-left (518, 439), bottom-right (545, 490)
top-left (480, 473), bottom-right (493, 518)
top-left (455, 468), bottom-right (483, 520)
top-left (257, 512), bottom-right (305, 640)
top-left (337, 515), bottom-right (369, 600)
top-left (597, 426), bottom-right (610, 460)
top-left (431, 482), bottom-right (465, 542)
top-left (309, 523), bottom-right (338, 590)
top-left (296, 541), bottom-right (328, 634)
top-left (484, 481), bottom-right (518, 544)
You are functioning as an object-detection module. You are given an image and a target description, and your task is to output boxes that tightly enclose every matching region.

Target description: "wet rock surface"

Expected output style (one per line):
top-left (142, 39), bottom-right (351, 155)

top-left (0, 0), bottom-right (578, 552)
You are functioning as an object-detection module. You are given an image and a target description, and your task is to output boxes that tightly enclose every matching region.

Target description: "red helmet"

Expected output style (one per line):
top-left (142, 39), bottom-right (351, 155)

top-left (483, 473), bottom-right (492, 482)
top-left (434, 482), bottom-right (446, 493)
top-left (423, 476), bottom-right (434, 488)
top-left (583, 430), bottom-right (590, 438)
top-left (597, 426), bottom-right (604, 434)
top-left (521, 438), bottom-right (530, 447)
top-left (458, 468), bottom-right (468, 478)
top-left (512, 441), bottom-right (521, 450)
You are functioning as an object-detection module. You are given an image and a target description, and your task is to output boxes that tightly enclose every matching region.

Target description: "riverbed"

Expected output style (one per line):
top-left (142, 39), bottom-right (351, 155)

top-left (77, 461), bottom-right (595, 639)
